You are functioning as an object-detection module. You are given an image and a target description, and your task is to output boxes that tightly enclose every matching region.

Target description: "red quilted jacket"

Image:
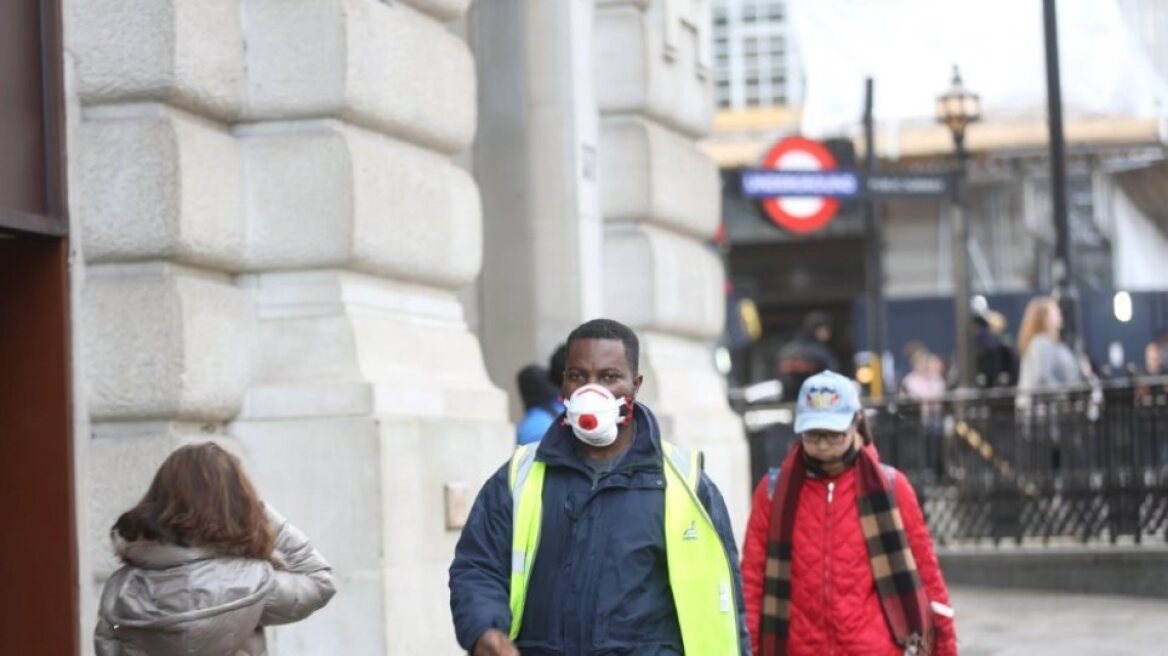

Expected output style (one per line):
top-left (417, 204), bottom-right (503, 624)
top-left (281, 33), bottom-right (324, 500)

top-left (742, 465), bottom-right (957, 656)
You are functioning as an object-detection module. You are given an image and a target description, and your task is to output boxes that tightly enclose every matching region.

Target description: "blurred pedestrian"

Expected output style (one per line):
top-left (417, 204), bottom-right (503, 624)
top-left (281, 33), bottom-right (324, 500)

top-left (450, 318), bottom-right (748, 655)
top-left (1017, 297), bottom-right (1086, 391)
top-left (901, 351), bottom-right (947, 478)
top-left (974, 309), bottom-right (1018, 388)
top-left (741, 371), bottom-right (957, 656)
top-left (901, 350), bottom-right (946, 409)
top-left (95, 442), bottom-right (335, 656)
top-left (515, 364), bottom-right (562, 445)
top-left (1145, 340), bottom-right (1164, 376)
top-left (777, 311), bottom-right (840, 400)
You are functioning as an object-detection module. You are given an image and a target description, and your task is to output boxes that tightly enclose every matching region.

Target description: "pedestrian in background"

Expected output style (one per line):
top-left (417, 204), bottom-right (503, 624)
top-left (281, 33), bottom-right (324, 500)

top-left (1144, 340), bottom-right (1164, 376)
top-left (741, 371), bottom-right (957, 656)
top-left (95, 442), bottom-right (335, 656)
top-left (515, 363), bottom-right (562, 444)
top-left (901, 350), bottom-right (947, 480)
top-left (974, 309), bottom-right (1018, 387)
top-left (777, 311), bottom-right (840, 401)
top-left (451, 318), bottom-right (748, 655)
top-left (1016, 296), bottom-right (1086, 391)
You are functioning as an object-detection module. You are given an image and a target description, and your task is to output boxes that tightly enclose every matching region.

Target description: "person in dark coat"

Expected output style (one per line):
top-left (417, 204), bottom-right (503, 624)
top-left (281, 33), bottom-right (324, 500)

top-left (450, 319), bottom-right (748, 655)
top-left (972, 311), bottom-right (1018, 388)
top-left (777, 311), bottom-right (840, 400)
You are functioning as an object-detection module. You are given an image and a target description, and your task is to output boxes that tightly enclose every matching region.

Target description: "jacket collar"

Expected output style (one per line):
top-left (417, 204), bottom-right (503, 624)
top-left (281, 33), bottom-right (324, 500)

top-left (536, 401), bottom-right (665, 473)
top-left (114, 533), bottom-right (219, 569)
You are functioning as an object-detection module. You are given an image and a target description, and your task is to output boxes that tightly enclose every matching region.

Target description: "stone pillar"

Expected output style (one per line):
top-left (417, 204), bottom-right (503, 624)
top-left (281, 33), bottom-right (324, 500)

top-left (594, 0), bottom-right (750, 534)
top-left (69, 1), bottom-right (509, 654)
top-left (72, 0), bottom-right (255, 637)
top-left (470, 0), bottom-right (603, 407)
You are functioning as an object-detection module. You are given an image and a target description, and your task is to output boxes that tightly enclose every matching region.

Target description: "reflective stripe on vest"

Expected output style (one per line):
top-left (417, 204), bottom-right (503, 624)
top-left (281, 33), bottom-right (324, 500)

top-left (507, 443), bottom-right (544, 639)
top-left (507, 441), bottom-right (739, 653)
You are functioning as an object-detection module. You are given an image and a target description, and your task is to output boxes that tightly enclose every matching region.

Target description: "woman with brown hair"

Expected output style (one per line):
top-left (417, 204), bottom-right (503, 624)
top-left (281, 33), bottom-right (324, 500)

top-left (1016, 296), bottom-right (1085, 391)
top-left (95, 442), bottom-right (335, 655)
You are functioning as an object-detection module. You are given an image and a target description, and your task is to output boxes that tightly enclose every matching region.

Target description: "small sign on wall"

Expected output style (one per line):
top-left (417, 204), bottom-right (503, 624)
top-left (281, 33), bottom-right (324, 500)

top-left (445, 482), bottom-right (470, 531)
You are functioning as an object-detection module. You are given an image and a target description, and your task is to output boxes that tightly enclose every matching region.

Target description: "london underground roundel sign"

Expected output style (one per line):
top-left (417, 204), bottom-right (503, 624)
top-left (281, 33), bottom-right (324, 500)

top-left (758, 137), bottom-right (840, 234)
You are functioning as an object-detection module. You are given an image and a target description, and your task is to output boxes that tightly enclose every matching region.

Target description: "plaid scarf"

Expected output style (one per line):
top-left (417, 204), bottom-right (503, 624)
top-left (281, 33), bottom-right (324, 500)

top-left (760, 443), bottom-right (932, 656)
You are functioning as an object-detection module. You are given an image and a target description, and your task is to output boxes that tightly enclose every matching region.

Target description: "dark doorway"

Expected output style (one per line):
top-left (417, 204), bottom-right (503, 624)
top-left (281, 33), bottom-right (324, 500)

top-left (727, 237), bottom-right (866, 385)
top-left (0, 235), bottom-right (77, 655)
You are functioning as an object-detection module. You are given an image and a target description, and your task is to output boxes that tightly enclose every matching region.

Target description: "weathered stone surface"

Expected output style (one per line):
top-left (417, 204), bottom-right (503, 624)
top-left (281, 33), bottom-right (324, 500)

top-left (232, 418), bottom-right (387, 655)
top-left (81, 107), bottom-right (245, 269)
top-left (240, 123), bottom-right (353, 271)
top-left (240, 123), bottom-right (481, 288)
top-left (346, 126), bottom-right (482, 288)
top-left (84, 266), bottom-right (251, 421)
top-left (71, 0), bottom-right (244, 119)
top-left (244, 0), bottom-right (476, 153)
top-left (238, 271), bottom-right (507, 422)
top-left (603, 223), bottom-right (725, 340)
top-left (600, 115), bottom-right (719, 238)
top-left (594, 0), bottom-right (714, 138)
top-left (397, 0), bottom-right (472, 22)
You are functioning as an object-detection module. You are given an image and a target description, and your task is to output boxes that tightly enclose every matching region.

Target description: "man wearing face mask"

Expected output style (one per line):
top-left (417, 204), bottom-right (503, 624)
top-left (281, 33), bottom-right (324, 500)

top-left (740, 371), bottom-right (957, 656)
top-left (449, 318), bottom-right (749, 655)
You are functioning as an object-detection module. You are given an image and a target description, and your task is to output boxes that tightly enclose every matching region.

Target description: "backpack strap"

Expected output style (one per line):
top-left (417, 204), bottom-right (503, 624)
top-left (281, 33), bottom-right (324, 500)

top-left (765, 466), bottom-right (781, 501)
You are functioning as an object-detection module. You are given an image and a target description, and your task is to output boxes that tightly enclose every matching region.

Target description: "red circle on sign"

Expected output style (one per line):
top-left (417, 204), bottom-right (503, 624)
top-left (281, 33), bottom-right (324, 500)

top-left (759, 137), bottom-right (840, 234)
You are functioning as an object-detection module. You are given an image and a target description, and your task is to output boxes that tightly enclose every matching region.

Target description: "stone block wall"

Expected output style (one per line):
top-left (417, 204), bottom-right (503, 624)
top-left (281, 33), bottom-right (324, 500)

top-left (68, 1), bottom-right (509, 653)
top-left (594, 0), bottom-right (750, 534)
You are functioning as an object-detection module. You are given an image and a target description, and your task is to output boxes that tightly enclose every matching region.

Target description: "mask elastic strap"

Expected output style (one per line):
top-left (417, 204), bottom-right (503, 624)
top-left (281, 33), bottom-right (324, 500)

top-left (617, 396), bottom-right (635, 425)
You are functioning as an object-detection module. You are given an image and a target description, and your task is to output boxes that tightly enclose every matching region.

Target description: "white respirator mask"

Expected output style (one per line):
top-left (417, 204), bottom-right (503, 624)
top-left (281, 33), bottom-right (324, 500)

top-left (563, 384), bottom-right (632, 448)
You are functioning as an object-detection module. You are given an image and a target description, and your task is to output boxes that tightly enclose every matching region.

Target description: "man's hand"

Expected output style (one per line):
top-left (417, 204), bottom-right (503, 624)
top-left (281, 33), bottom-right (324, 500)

top-left (473, 628), bottom-right (519, 656)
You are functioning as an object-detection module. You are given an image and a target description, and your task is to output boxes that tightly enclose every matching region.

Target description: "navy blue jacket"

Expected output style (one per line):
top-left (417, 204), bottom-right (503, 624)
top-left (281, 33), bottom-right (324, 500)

top-left (449, 403), bottom-right (749, 655)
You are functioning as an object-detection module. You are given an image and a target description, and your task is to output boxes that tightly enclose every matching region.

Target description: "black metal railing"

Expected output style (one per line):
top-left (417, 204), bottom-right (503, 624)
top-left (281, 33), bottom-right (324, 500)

top-left (740, 377), bottom-right (1168, 545)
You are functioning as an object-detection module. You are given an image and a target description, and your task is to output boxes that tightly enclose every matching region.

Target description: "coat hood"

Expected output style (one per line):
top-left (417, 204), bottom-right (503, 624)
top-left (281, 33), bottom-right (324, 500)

top-left (99, 539), bottom-right (275, 655)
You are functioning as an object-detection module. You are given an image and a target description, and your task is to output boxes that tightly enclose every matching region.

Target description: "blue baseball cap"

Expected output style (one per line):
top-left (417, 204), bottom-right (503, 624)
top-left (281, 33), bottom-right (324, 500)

top-left (794, 371), bottom-right (862, 434)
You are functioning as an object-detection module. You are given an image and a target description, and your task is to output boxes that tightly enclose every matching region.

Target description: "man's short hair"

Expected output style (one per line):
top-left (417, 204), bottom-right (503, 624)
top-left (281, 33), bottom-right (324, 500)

top-left (566, 318), bottom-right (640, 375)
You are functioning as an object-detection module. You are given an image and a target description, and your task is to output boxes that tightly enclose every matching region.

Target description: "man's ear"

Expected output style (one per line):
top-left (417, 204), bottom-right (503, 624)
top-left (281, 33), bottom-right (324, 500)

top-left (633, 374), bottom-right (643, 395)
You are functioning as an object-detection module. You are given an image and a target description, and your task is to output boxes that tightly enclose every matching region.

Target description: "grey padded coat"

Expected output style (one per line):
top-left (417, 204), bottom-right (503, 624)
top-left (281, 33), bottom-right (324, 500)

top-left (95, 507), bottom-right (335, 656)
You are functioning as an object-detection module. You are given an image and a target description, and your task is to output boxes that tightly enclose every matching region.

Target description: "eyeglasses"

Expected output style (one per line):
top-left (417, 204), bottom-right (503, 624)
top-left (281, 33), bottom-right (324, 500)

top-left (801, 431), bottom-right (850, 447)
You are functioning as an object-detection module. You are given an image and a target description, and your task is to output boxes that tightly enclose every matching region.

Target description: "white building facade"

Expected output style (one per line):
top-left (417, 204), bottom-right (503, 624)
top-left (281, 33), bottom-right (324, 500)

top-left (62, 1), bottom-right (747, 654)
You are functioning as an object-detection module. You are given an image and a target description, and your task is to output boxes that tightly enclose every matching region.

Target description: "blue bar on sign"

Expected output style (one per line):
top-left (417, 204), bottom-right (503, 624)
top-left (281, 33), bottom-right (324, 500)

top-left (740, 169), bottom-right (861, 199)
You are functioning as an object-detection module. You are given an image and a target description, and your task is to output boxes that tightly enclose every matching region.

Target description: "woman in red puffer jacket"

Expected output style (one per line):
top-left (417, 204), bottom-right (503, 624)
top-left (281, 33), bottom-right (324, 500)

top-left (742, 371), bottom-right (957, 656)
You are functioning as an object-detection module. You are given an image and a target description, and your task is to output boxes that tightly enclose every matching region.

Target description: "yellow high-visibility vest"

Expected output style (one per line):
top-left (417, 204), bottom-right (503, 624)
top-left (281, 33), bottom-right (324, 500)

top-left (507, 441), bottom-right (739, 654)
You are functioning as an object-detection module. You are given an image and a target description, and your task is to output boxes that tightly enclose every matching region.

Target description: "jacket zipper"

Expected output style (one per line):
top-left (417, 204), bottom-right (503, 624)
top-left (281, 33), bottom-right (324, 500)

top-left (825, 480), bottom-right (835, 656)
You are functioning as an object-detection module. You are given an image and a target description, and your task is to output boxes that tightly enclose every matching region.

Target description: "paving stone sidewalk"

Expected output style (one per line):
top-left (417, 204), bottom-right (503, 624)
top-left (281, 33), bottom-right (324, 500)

top-left (951, 585), bottom-right (1168, 655)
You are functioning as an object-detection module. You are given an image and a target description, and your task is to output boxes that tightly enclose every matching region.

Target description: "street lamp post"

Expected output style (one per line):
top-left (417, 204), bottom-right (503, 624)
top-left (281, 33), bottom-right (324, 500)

top-left (936, 66), bottom-right (981, 389)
